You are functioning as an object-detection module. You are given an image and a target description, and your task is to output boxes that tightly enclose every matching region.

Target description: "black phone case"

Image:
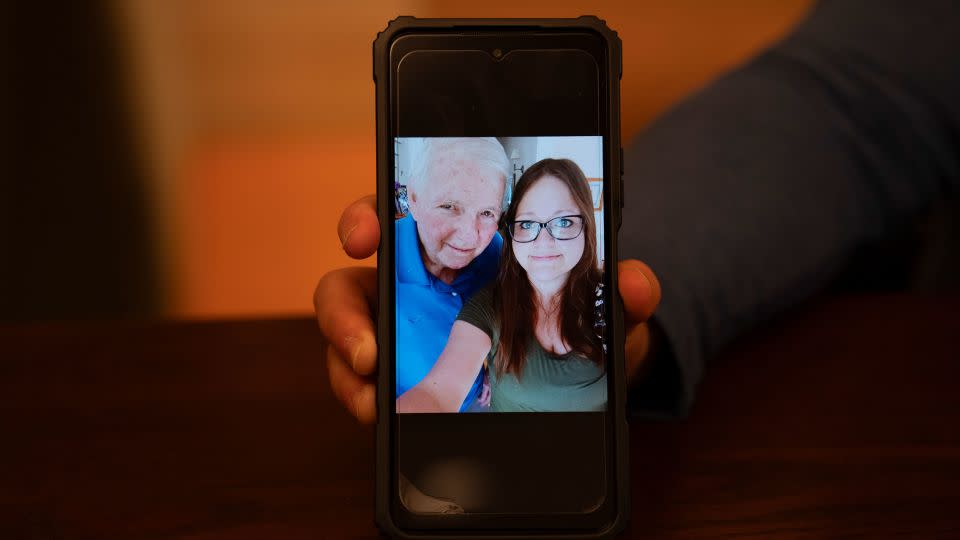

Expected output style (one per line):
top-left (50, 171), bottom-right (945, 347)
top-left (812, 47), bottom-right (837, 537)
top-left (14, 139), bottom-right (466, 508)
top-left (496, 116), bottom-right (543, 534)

top-left (374, 16), bottom-right (626, 539)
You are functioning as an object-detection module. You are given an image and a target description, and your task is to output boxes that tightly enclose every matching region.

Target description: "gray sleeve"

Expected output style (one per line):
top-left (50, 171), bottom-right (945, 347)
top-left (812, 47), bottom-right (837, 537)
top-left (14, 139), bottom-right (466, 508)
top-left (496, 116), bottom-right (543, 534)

top-left (622, 0), bottom-right (960, 417)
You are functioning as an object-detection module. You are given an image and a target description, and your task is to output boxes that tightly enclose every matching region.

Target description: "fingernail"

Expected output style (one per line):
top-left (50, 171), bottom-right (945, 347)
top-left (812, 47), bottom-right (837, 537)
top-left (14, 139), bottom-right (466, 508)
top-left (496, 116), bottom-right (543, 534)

top-left (344, 335), bottom-right (362, 371)
top-left (627, 264), bottom-right (653, 298)
top-left (354, 385), bottom-right (375, 423)
top-left (345, 332), bottom-right (375, 372)
top-left (353, 388), bottom-right (364, 420)
top-left (339, 223), bottom-right (359, 249)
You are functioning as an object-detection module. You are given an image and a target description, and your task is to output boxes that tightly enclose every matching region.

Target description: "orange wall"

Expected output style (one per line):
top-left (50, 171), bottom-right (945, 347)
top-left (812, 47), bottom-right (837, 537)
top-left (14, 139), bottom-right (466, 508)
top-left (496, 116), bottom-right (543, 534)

top-left (163, 1), bottom-right (811, 319)
top-left (176, 138), bottom-right (375, 317)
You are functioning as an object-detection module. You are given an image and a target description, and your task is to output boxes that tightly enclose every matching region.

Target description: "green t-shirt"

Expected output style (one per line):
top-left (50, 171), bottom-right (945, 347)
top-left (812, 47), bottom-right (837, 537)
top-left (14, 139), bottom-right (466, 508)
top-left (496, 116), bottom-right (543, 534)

top-left (456, 286), bottom-right (607, 412)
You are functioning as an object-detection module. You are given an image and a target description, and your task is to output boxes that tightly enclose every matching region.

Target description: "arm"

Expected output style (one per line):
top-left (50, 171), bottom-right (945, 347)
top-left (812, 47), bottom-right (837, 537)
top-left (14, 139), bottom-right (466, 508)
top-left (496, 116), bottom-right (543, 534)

top-left (623, 0), bottom-right (960, 417)
top-left (396, 320), bottom-right (492, 413)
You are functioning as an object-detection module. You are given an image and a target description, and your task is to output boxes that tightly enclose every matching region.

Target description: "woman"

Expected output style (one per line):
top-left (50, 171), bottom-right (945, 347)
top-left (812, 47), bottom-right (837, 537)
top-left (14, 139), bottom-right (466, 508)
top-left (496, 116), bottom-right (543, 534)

top-left (397, 158), bottom-right (607, 412)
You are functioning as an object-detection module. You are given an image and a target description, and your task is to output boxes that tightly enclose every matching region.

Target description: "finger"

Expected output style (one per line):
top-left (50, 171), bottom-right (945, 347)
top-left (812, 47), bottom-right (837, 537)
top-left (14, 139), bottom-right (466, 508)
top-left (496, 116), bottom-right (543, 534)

top-left (314, 267), bottom-right (378, 376)
top-left (337, 195), bottom-right (380, 259)
top-left (624, 323), bottom-right (652, 384)
top-left (327, 344), bottom-right (376, 424)
top-left (617, 259), bottom-right (662, 328)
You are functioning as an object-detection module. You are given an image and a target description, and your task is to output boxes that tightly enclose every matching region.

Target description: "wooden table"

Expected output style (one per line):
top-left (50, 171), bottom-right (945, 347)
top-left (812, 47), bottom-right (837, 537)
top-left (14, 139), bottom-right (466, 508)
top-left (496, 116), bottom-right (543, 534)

top-left (2, 294), bottom-right (959, 539)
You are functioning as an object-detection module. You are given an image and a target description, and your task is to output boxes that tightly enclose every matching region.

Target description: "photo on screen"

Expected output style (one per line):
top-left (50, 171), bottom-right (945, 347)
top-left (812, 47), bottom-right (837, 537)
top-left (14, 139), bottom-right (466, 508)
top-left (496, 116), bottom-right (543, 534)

top-left (393, 136), bottom-right (607, 414)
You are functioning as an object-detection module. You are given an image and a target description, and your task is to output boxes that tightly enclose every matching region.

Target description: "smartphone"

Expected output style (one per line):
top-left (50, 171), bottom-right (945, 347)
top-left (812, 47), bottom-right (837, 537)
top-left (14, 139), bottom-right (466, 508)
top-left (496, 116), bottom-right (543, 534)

top-left (374, 17), bottom-right (626, 538)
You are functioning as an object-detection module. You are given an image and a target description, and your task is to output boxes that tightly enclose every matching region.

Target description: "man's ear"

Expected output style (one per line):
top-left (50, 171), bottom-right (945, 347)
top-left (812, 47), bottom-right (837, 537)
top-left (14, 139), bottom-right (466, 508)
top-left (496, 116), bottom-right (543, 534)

top-left (407, 187), bottom-right (419, 220)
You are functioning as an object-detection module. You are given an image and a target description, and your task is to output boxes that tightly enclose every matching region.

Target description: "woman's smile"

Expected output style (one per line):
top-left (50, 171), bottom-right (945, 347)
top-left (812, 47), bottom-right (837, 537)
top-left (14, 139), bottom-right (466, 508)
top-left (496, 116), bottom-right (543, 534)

top-left (529, 254), bottom-right (562, 261)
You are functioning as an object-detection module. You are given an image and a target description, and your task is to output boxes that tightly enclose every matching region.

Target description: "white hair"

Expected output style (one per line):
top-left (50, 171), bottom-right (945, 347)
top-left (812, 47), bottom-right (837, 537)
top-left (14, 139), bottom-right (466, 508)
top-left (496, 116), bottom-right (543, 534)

top-left (407, 137), bottom-right (511, 210)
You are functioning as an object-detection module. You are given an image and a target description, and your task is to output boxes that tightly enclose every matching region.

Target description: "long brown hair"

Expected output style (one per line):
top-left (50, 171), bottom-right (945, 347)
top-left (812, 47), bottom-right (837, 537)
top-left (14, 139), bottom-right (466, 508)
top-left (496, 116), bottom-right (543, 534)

top-left (493, 158), bottom-right (604, 379)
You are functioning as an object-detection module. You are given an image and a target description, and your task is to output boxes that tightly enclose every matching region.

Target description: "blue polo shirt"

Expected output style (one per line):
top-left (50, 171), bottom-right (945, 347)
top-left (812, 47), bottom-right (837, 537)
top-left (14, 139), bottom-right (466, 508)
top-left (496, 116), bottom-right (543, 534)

top-left (395, 215), bottom-right (502, 411)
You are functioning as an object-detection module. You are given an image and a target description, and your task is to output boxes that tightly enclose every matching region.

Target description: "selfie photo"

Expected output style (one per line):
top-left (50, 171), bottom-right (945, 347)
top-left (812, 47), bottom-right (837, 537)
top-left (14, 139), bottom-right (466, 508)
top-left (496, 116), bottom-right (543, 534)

top-left (393, 136), bottom-right (608, 414)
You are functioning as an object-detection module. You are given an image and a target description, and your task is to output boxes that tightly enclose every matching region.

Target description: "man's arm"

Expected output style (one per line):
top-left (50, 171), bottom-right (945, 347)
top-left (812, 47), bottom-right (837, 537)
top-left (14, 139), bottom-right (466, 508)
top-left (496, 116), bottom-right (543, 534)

top-left (397, 321), bottom-right (492, 413)
top-left (624, 0), bottom-right (960, 417)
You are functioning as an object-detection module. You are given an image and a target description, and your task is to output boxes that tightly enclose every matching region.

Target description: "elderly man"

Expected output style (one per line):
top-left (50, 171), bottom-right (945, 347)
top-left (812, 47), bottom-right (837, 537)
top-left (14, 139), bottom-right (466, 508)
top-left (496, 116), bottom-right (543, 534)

top-left (395, 137), bottom-right (510, 411)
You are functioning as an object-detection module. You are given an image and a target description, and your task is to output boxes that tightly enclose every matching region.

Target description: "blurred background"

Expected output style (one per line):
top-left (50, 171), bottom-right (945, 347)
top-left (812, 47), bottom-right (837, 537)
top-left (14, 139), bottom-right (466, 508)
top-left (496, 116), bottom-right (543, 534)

top-left (6, 0), bottom-right (823, 321)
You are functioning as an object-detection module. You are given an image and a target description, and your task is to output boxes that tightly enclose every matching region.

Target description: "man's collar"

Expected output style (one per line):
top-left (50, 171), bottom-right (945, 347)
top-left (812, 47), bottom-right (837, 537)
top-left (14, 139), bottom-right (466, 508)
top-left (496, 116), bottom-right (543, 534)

top-left (396, 215), bottom-right (431, 285)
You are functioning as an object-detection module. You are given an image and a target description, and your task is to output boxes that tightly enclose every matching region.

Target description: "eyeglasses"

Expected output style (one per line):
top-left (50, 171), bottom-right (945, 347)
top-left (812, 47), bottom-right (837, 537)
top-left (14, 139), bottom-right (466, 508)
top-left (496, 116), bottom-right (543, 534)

top-left (508, 215), bottom-right (585, 243)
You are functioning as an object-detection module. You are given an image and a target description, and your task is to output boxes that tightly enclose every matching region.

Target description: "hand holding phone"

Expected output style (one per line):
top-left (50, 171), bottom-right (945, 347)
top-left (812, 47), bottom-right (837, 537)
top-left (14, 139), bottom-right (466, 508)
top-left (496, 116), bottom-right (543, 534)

top-left (313, 15), bottom-right (662, 538)
top-left (316, 200), bottom-right (660, 422)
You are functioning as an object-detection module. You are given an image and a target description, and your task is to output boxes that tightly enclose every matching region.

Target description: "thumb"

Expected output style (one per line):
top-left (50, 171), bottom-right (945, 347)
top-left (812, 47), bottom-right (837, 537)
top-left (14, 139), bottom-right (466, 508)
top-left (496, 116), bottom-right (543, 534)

top-left (617, 259), bottom-right (661, 328)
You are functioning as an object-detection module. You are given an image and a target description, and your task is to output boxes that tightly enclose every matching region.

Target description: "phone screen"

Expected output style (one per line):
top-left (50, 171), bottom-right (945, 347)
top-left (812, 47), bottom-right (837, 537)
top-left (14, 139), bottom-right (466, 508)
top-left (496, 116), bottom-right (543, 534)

top-left (394, 135), bottom-right (607, 415)
top-left (384, 30), bottom-right (620, 531)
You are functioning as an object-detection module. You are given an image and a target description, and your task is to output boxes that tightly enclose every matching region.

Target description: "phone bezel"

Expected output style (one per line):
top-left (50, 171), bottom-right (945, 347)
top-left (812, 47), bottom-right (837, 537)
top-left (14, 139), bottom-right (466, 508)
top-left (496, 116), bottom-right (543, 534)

top-left (374, 17), bottom-right (627, 539)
